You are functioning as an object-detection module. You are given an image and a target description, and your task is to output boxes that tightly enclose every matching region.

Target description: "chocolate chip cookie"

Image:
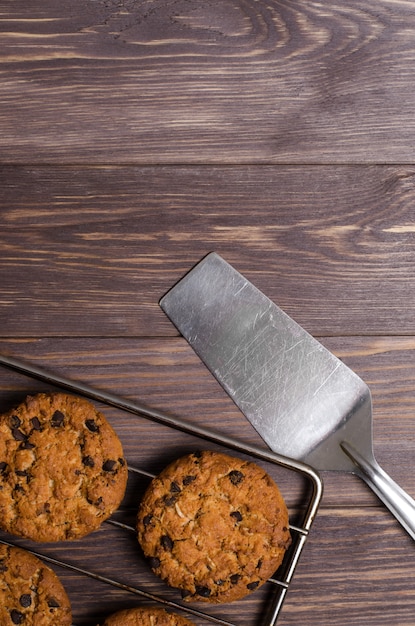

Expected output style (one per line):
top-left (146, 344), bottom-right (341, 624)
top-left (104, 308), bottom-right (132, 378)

top-left (101, 606), bottom-right (195, 625)
top-left (0, 392), bottom-right (128, 542)
top-left (137, 450), bottom-right (291, 604)
top-left (0, 543), bottom-right (72, 624)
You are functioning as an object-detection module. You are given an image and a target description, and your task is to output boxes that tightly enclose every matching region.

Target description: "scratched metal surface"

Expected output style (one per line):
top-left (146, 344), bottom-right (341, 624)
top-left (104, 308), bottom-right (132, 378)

top-left (160, 253), bottom-right (370, 471)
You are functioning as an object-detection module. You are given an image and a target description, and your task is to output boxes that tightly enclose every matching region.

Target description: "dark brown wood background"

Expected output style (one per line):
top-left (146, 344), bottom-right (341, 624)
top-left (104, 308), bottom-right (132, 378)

top-left (1, 1), bottom-right (415, 624)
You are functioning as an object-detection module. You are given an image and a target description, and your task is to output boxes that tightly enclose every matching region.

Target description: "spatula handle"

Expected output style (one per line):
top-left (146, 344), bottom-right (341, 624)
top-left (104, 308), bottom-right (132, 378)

top-left (341, 442), bottom-right (415, 541)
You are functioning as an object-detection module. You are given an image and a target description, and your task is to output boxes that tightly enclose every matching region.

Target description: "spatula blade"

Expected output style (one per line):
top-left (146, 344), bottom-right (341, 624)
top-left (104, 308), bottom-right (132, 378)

top-left (160, 253), bottom-right (372, 472)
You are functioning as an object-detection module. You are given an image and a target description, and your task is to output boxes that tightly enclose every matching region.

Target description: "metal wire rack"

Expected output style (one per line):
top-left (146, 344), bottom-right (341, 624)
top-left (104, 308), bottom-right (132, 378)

top-left (0, 354), bottom-right (323, 626)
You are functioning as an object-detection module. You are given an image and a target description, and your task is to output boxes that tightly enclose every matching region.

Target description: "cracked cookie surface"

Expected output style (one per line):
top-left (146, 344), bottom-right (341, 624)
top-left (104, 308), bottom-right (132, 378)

top-left (0, 544), bottom-right (72, 625)
top-left (0, 392), bottom-right (128, 542)
top-left (137, 450), bottom-right (291, 604)
top-left (102, 606), bottom-right (195, 625)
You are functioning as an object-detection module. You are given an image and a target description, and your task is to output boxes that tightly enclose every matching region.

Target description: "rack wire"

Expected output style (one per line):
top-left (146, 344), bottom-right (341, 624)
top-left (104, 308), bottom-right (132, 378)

top-left (0, 354), bottom-right (323, 626)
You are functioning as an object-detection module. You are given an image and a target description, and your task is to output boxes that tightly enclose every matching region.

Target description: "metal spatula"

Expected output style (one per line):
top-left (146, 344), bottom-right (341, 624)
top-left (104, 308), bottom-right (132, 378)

top-left (160, 252), bottom-right (415, 540)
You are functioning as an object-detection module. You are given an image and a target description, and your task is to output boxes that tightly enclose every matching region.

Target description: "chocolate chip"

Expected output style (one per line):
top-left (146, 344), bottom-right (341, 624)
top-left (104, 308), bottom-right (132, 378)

top-left (247, 580), bottom-right (260, 590)
top-left (256, 559), bottom-right (263, 570)
top-left (85, 419), bottom-right (99, 433)
top-left (195, 586), bottom-right (211, 597)
top-left (10, 415), bottom-right (21, 428)
top-left (161, 534), bottom-right (174, 550)
top-left (15, 470), bottom-right (30, 483)
top-left (82, 456), bottom-right (95, 468)
top-left (0, 462), bottom-right (8, 474)
top-left (51, 410), bottom-right (64, 427)
top-left (230, 510), bottom-right (243, 522)
top-left (183, 475), bottom-right (196, 486)
top-left (118, 457), bottom-right (125, 466)
top-left (10, 611), bottom-right (24, 625)
top-left (12, 428), bottom-right (26, 442)
top-left (19, 593), bottom-right (32, 607)
top-left (215, 579), bottom-right (225, 586)
top-left (0, 559), bottom-right (8, 572)
top-left (44, 502), bottom-right (51, 513)
top-left (102, 460), bottom-right (116, 472)
top-left (228, 470), bottom-right (244, 485)
top-left (143, 514), bottom-right (153, 527)
top-left (47, 597), bottom-right (60, 608)
top-left (230, 574), bottom-right (241, 584)
top-left (163, 495), bottom-right (177, 507)
top-left (20, 440), bottom-right (35, 450)
top-left (149, 556), bottom-right (161, 569)
top-left (170, 481), bottom-right (181, 493)
top-left (87, 496), bottom-right (102, 508)
top-left (30, 417), bottom-right (42, 431)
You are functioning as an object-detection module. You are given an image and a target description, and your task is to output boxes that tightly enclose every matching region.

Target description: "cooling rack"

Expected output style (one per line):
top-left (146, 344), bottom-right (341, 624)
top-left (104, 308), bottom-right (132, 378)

top-left (0, 354), bottom-right (323, 626)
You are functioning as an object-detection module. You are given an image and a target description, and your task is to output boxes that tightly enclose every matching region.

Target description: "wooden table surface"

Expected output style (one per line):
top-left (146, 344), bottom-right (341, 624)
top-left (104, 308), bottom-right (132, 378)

top-left (1, 1), bottom-right (415, 624)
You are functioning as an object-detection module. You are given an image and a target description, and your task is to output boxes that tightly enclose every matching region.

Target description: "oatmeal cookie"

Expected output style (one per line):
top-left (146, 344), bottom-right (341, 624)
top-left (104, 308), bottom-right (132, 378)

top-left (101, 606), bottom-right (195, 625)
top-left (0, 543), bottom-right (72, 625)
top-left (0, 392), bottom-right (128, 542)
top-left (137, 450), bottom-right (291, 604)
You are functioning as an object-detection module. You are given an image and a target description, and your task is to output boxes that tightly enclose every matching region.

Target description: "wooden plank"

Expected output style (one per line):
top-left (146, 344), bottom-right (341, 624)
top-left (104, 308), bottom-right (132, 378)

top-left (1, 1), bottom-right (415, 164)
top-left (3, 507), bottom-right (413, 626)
top-left (282, 507), bottom-right (415, 625)
top-left (2, 164), bottom-right (415, 337)
top-left (0, 336), bottom-right (414, 508)
top-left (0, 339), bottom-right (413, 625)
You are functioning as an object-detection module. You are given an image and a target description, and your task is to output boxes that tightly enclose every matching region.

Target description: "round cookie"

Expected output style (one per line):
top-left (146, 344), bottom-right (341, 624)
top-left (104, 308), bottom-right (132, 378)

top-left (137, 450), bottom-right (291, 604)
top-left (102, 606), bottom-right (195, 625)
top-left (0, 543), bottom-right (72, 624)
top-left (0, 392), bottom-right (128, 542)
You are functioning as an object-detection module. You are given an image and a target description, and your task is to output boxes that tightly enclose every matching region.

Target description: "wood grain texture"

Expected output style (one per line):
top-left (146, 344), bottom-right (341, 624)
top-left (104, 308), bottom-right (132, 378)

top-left (0, 338), bottom-right (413, 624)
top-left (2, 164), bottom-right (415, 337)
top-left (1, 0), bottom-right (415, 623)
top-left (5, 508), bottom-right (415, 626)
top-left (282, 507), bottom-right (415, 625)
top-left (0, 336), bottom-right (414, 507)
top-left (1, 0), bottom-right (415, 164)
